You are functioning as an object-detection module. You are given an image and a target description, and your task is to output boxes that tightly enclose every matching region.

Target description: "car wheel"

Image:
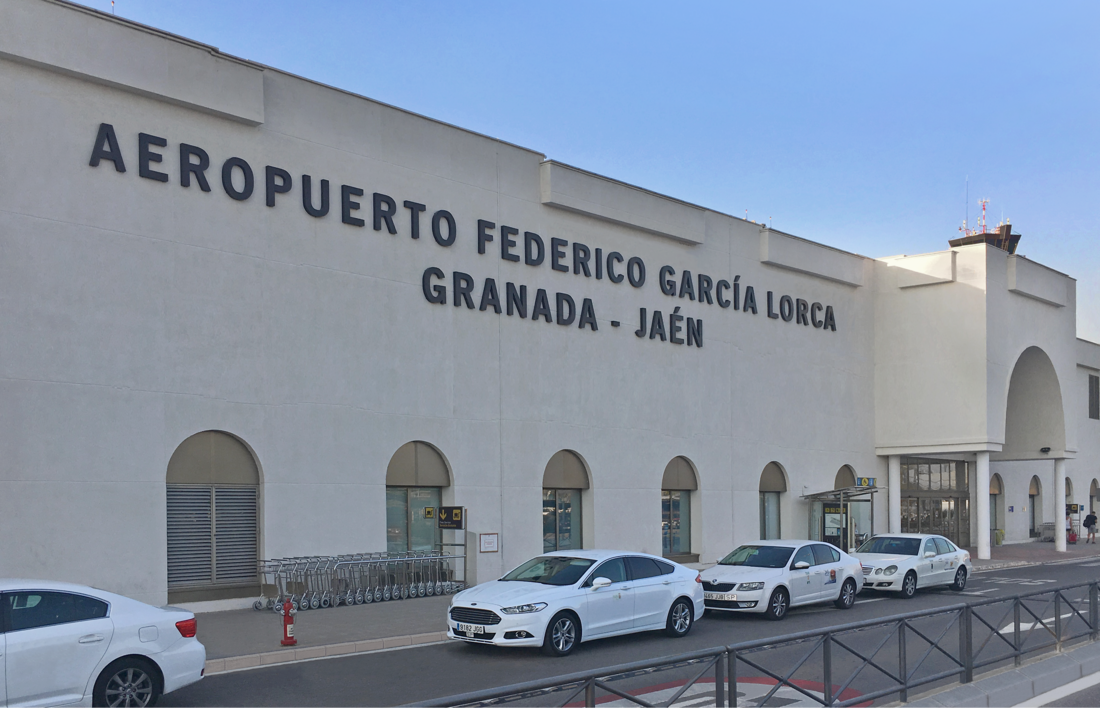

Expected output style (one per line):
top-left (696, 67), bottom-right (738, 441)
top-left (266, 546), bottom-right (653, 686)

top-left (542, 611), bottom-right (580, 656)
top-left (665, 598), bottom-right (694, 637)
top-left (951, 567), bottom-right (967, 591)
top-left (93, 657), bottom-right (160, 708)
top-left (764, 587), bottom-right (789, 621)
top-left (834, 578), bottom-right (857, 609)
top-left (901, 571), bottom-right (917, 599)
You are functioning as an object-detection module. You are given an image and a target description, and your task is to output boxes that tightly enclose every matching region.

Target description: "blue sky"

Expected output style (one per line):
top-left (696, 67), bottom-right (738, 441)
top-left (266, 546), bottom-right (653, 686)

top-left (81, 1), bottom-right (1100, 339)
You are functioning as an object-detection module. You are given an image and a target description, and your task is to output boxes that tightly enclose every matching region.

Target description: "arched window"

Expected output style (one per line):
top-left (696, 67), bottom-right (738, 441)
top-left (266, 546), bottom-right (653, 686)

top-left (759, 462), bottom-right (787, 540)
top-left (386, 441), bottom-right (450, 553)
top-left (661, 457), bottom-right (698, 558)
top-left (1066, 477), bottom-right (1075, 504)
top-left (990, 473), bottom-right (1004, 533)
top-left (1029, 476), bottom-right (1043, 538)
top-left (543, 451), bottom-right (589, 552)
top-left (834, 465), bottom-right (856, 489)
top-left (166, 431), bottom-right (259, 601)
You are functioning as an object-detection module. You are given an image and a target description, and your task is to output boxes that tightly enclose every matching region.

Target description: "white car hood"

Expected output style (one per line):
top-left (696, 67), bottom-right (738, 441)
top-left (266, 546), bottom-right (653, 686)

top-left (451, 579), bottom-right (571, 608)
top-left (853, 553), bottom-right (915, 566)
top-left (702, 565), bottom-right (784, 583)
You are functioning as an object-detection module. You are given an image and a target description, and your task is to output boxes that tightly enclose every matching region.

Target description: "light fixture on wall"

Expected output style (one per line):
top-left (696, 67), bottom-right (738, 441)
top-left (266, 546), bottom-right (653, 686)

top-left (1040, 447), bottom-right (1051, 454)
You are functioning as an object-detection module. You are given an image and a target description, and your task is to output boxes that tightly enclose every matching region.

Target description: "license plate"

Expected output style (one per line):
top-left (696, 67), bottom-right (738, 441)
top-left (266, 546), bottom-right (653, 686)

top-left (704, 592), bottom-right (737, 601)
top-left (457, 623), bottom-right (485, 635)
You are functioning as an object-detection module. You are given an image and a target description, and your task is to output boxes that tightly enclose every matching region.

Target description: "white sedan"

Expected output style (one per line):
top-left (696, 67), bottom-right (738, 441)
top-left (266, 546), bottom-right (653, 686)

top-left (853, 534), bottom-right (973, 598)
top-left (701, 540), bottom-right (864, 620)
top-left (1, 579), bottom-right (206, 707)
top-left (446, 550), bottom-right (704, 656)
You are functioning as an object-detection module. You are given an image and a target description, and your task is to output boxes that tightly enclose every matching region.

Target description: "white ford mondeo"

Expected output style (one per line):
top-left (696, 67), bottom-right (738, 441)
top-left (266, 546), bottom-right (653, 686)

top-left (852, 534), bottom-right (972, 598)
top-left (446, 550), bottom-right (705, 656)
top-left (702, 540), bottom-right (864, 620)
top-left (1, 579), bottom-right (206, 707)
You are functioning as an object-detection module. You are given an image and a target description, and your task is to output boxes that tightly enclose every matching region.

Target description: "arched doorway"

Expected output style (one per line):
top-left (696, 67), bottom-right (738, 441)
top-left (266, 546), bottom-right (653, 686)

top-left (990, 474), bottom-right (1005, 543)
top-left (661, 456), bottom-right (698, 561)
top-left (543, 450), bottom-right (589, 552)
top-left (386, 441), bottom-right (450, 553)
top-left (1029, 476), bottom-right (1043, 538)
top-left (166, 431), bottom-right (260, 603)
top-left (759, 462), bottom-right (787, 540)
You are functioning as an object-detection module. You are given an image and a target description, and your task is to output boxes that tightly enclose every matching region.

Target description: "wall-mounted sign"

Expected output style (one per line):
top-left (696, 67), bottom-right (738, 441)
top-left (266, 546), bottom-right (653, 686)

top-left (1067, 504), bottom-right (1081, 514)
top-left (856, 477), bottom-right (876, 487)
top-left (423, 507), bottom-right (435, 519)
top-left (479, 533), bottom-right (499, 553)
top-left (823, 505), bottom-right (844, 516)
top-left (1008, 506), bottom-right (1014, 513)
top-left (438, 506), bottom-right (465, 529)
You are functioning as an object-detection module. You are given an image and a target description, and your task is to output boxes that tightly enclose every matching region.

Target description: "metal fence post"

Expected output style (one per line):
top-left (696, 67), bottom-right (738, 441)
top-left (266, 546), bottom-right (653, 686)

top-left (730, 649), bottom-right (738, 708)
top-left (585, 678), bottom-right (596, 708)
top-left (823, 634), bottom-right (833, 706)
top-left (1091, 582), bottom-right (1099, 641)
top-left (960, 605), bottom-right (973, 683)
top-left (898, 621), bottom-right (908, 703)
top-left (715, 651), bottom-right (726, 708)
top-left (1055, 592), bottom-right (1063, 652)
top-left (1014, 599), bottom-right (1023, 667)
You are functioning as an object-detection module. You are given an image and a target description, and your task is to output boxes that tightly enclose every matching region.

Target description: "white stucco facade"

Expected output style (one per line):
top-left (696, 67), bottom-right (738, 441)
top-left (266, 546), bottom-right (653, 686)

top-left (2, 0), bottom-right (1098, 606)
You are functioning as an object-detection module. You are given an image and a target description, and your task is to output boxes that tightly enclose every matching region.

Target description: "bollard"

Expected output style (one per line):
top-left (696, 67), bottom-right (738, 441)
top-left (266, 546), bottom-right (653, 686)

top-left (281, 598), bottom-right (298, 646)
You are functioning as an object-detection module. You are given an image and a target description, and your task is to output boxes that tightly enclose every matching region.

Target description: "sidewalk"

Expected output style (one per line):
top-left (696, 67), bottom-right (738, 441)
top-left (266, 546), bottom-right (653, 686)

top-left (196, 541), bottom-right (1100, 676)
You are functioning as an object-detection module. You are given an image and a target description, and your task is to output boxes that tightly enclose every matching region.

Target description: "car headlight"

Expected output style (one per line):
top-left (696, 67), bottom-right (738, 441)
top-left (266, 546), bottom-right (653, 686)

top-left (884, 565), bottom-right (898, 576)
top-left (738, 582), bottom-right (765, 591)
top-left (500, 602), bottom-right (548, 614)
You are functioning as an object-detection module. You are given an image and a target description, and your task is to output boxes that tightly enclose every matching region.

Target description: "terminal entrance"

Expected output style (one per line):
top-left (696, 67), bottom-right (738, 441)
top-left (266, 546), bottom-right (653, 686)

top-left (899, 458), bottom-right (971, 548)
top-left (804, 467), bottom-right (876, 553)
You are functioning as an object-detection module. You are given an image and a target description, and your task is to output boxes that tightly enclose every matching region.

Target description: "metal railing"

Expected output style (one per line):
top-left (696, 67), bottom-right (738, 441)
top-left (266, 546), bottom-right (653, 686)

top-left (411, 580), bottom-right (1100, 707)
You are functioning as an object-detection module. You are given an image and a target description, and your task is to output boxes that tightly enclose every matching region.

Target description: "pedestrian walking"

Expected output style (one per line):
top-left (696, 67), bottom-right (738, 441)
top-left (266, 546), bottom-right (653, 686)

top-left (1085, 511), bottom-right (1098, 544)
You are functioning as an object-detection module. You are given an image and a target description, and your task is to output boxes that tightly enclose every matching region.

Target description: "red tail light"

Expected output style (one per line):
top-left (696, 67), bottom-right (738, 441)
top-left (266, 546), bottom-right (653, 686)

top-left (695, 573), bottom-right (702, 584)
top-left (176, 618), bottom-right (197, 638)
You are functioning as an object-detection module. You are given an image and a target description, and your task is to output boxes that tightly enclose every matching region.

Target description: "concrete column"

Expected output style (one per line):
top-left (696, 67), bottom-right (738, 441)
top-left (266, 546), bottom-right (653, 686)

top-left (888, 455), bottom-right (901, 534)
top-left (1055, 458), bottom-right (1067, 553)
top-left (976, 452), bottom-right (991, 560)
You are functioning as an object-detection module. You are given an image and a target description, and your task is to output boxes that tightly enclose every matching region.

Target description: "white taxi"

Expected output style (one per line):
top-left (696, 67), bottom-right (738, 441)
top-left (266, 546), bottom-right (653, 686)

top-left (853, 534), bottom-right (972, 598)
top-left (702, 540), bottom-right (864, 620)
top-left (446, 550), bottom-right (704, 656)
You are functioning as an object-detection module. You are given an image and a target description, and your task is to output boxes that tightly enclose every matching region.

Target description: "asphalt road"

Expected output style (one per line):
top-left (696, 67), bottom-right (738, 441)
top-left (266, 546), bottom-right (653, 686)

top-left (162, 558), bottom-right (1100, 707)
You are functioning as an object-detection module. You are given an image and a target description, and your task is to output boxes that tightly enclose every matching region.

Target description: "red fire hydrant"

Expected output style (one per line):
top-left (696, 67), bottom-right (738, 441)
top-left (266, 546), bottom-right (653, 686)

top-left (281, 599), bottom-right (297, 646)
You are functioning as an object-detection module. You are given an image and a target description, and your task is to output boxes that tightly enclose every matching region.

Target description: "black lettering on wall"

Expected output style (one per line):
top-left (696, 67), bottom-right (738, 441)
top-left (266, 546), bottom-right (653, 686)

top-left (221, 157), bottom-right (254, 201)
top-left (373, 193), bottom-right (397, 234)
top-left (698, 274), bottom-right (713, 304)
top-left (660, 266), bottom-right (676, 296)
top-left (179, 144), bottom-right (210, 191)
top-left (716, 279), bottom-right (731, 308)
top-left (478, 220), bottom-right (496, 255)
top-left (480, 278), bottom-right (502, 313)
top-left (265, 166), bottom-right (292, 207)
top-left (767, 291), bottom-right (780, 319)
top-left (453, 271), bottom-right (475, 308)
top-left (627, 257), bottom-right (646, 288)
top-left (573, 243), bottom-right (591, 277)
top-left (532, 288), bottom-right (553, 322)
top-left (649, 310), bottom-right (667, 340)
top-left (500, 225), bottom-right (520, 262)
top-left (824, 305), bottom-right (837, 332)
top-left (779, 295), bottom-right (794, 322)
top-left (687, 318), bottom-right (703, 347)
top-left (595, 248), bottom-right (604, 280)
top-left (579, 298), bottom-right (598, 331)
top-left (302, 175), bottom-right (330, 217)
top-left (138, 133), bottom-right (168, 182)
top-left (679, 271), bottom-right (696, 301)
top-left (341, 185), bottom-right (364, 226)
top-left (432, 210), bottom-right (457, 246)
top-left (506, 282), bottom-right (527, 318)
top-left (796, 298), bottom-right (809, 325)
top-left (556, 293), bottom-right (576, 325)
top-left (550, 238), bottom-right (568, 272)
top-left (525, 232), bottom-right (544, 266)
top-left (607, 252), bottom-right (624, 283)
top-left (89, 123), bottom-right (126, 172)
top-left (811, 302), bottom-right (823, 328)
top-left (669, 307), bottom-right (685, 344)
top-left (422, 267), bottom-right (446, 304)
top-left (743, 286), bottom-right (758, 314)
top-left (404, 201), bottom-right (426, 239)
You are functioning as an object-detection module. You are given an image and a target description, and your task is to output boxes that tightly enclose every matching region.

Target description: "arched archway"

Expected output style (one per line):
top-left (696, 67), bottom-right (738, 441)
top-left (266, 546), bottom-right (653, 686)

top-left (166, 430), bottom-right (260, 602)
top-left (661, 456), bottom-right (698, 559)
top-left (834, 465), bottom-right (856, 490)
top-left (1029, 476), bottom-right (1043, 538)
top-left (1002, 347), bottom-right (1066, 459)
top-left (759, 462), bottom-right (788, 540)
top-left (543, 450), bottom-right (589, 552)
top-left (386, 441), bottom-right (451, 553)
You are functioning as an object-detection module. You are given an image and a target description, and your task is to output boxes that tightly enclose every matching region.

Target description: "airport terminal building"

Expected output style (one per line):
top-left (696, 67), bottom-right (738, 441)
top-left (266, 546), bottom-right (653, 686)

top-left (3, 0), bottom-right (1100, 606)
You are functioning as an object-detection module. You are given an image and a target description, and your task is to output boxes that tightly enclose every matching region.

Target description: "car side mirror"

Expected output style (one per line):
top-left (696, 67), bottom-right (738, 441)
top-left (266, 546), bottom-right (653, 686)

top-left (793, 561), bottom-right (810, 570)
top-left (591, 577), bottom-right (612, 589)
top-left (924, 551), bottom-right (935, 559)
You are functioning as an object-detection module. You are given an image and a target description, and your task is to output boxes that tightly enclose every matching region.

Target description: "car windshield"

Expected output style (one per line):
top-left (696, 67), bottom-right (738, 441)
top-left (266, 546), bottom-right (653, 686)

top-left (856, 537), bottom-right (921, 556)
top-left (718, 545), bottom-right (794, 569)
top-left (501, 556), bottom-right (594, 585)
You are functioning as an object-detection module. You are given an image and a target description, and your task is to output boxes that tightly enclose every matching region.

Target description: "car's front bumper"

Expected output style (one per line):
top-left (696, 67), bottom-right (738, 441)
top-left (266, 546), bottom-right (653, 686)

top-left (703, 590), bottom-right (765, 613)
top-left (447, 611), bottom-right (548, 648)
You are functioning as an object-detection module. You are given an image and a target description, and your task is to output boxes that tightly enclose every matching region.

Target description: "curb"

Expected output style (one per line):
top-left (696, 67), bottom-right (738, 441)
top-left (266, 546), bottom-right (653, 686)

top-left (203, 631), bottom-right (449, 675)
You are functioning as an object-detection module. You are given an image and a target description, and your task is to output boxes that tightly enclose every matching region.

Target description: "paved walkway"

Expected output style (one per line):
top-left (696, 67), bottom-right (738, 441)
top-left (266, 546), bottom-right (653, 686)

top-left (196, 540), bottom-right (1100, 675)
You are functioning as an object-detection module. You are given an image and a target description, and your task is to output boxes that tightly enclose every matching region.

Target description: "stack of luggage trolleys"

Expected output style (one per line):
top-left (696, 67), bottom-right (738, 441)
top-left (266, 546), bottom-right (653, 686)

top-left (254, 550), bottom-right (464, 613)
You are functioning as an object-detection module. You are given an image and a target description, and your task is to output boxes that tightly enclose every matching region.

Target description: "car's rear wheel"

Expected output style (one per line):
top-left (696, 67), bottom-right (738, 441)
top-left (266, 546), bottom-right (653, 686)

top-left (834, 578), bottom-right (857, 609)
top-left (665, 598), bottom-right (694, 637)
top-left (93, 658), bottom-right (160, 708)
top-left (764, 587), bottom-right (789, 621)
top-left (542, 611), bottom-right (580, 656)
top-left (901, 571), bottom-right (918, 598)
top-left (951, 567), bottom-right (967, 591)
